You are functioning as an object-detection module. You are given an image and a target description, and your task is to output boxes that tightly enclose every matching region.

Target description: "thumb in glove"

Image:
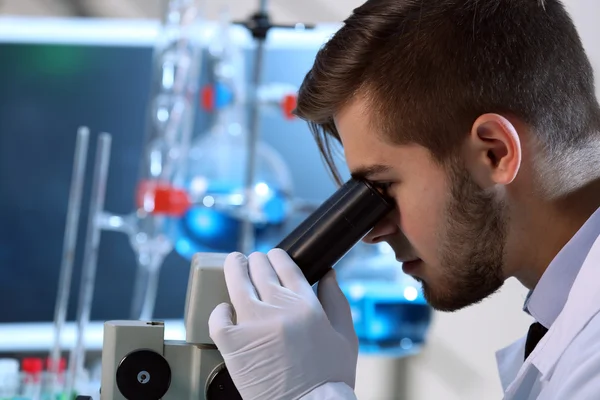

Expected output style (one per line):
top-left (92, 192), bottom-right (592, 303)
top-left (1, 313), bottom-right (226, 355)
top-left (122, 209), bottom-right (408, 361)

top-left (317, 269), bottom-right (359, 357)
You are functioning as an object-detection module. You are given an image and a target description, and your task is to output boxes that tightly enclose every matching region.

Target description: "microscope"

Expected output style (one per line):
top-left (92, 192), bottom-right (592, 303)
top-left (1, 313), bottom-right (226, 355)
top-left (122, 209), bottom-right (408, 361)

top-left (80, 179), bottom-right (393, 400)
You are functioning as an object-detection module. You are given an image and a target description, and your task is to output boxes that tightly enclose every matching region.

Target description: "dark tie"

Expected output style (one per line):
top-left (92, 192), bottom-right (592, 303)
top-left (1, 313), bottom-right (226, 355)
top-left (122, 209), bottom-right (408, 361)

top-left (524, 322), bottom-right (548, 360)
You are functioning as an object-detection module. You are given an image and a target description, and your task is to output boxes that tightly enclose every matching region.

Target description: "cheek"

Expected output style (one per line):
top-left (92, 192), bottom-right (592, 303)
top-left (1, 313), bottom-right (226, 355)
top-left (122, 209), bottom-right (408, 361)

top-left (395, 177), bottom-right (448, 260)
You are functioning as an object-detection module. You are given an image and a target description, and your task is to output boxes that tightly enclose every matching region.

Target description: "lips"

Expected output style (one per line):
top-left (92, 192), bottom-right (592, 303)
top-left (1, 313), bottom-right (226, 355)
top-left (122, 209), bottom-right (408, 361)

top-left (396, 256), bottom-right (420, 263)
top-left (400, 258), bottom-right (422, 274)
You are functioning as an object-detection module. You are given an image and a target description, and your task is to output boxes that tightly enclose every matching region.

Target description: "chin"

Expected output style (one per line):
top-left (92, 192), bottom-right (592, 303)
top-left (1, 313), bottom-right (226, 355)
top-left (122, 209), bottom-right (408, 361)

top-left (420, 282), bottom-right (493, 313)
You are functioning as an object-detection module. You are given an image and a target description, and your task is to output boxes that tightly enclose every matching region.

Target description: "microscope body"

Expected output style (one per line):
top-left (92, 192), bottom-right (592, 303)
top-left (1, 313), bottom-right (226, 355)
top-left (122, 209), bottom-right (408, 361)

top-left (97, 179), bottom-right (394, 399)
top-left (100, 253), bottom-right (241, 400)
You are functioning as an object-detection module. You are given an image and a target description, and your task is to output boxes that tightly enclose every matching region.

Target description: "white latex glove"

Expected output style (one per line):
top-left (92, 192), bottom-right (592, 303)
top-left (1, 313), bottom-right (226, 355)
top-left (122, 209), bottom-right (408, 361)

top-left (208, 248), bottom-right (359, 400)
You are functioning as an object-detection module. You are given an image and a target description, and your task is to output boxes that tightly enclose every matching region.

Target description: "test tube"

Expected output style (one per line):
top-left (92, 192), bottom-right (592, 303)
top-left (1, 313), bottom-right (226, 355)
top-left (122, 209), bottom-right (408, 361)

top-left (48, 127), bottom-right (90, 398)
top-left (0, 359), bottom-right (19, 399)
top-left (21, 358), bottom-right (43, 400)
top-left (65, 133), bottom-right (112, 398)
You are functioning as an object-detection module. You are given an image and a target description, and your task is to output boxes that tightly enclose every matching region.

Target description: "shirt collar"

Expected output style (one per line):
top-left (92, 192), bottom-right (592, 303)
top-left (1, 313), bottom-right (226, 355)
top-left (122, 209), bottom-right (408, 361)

top-left (524, 206), bottom-right (600, 329)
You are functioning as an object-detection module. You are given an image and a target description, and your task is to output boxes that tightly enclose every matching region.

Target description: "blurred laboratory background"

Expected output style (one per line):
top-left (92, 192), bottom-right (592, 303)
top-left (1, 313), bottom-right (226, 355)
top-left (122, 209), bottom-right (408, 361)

top-left (0, 0), bottom-right (598, 399)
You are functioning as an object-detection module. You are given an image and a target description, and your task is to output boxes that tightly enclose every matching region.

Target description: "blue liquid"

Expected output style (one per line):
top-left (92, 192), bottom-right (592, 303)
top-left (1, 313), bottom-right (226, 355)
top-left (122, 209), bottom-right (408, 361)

top-left (341, 281), bottom-right (433, 356)
top-left (172, 187), bottom-right (289, 260)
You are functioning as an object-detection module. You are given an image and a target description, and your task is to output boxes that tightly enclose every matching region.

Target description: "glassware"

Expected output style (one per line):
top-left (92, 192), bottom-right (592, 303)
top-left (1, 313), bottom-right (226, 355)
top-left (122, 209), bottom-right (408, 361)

top-left (174, 119), bottom-right (293, 259)
top-left (337, 242), bottom-right (433, 356)
top-left (171, 9), bottom-right (295, 259)
top-left (124, 0), bottom-right (204, 321)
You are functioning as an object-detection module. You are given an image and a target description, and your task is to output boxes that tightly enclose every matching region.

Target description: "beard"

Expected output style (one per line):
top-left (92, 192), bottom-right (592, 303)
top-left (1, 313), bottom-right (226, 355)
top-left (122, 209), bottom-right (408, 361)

top-left (421, 162), bottom-right (508, 312)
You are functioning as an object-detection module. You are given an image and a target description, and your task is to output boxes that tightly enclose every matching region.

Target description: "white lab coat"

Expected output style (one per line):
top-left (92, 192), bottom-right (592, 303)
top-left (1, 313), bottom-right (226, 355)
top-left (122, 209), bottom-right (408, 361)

top-left (496, 233), bottom-right (600, 399)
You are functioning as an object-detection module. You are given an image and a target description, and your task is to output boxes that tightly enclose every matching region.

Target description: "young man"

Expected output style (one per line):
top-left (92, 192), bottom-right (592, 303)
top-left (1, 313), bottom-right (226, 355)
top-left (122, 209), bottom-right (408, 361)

top-left (208, 0), bottom-right (600, 399)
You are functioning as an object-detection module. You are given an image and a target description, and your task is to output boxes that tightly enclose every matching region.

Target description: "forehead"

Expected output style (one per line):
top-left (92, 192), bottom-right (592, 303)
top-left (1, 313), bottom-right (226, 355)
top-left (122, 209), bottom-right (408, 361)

top-left (333, 98), bottom-right (400, 172)
top-left (333, 98), bottom-right (436, 179)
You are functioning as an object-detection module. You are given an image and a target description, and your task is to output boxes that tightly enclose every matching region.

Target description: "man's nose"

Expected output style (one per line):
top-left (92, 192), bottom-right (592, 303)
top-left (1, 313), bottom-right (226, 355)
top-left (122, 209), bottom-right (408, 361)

top-left (363, 217), bottom-right (399, 244)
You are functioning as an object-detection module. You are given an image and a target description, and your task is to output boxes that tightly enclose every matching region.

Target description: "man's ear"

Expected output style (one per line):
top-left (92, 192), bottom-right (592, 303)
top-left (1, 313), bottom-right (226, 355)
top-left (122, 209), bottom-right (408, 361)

top-left (463, 113), bottom-right (522, 188)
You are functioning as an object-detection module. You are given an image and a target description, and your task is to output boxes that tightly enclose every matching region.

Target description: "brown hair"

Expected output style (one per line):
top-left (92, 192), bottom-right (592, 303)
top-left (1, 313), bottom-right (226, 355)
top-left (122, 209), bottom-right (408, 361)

top-left (295, 0), bottom-right (600, 185)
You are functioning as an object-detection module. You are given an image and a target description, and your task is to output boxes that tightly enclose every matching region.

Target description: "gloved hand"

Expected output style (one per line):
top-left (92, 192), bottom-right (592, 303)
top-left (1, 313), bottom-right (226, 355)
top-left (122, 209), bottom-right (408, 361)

top-left (208, 248), bottom-right (359, 400)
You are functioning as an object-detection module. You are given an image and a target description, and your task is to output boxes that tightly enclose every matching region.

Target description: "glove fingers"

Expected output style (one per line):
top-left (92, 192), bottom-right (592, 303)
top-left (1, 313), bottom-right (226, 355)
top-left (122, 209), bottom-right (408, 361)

top-left (248, 252), bottom-right (282, 303)
top-left (208, 302), bottom-right (235, 353)
top-left (267, 248), bottom-right (314, 298)
top-left (223, 252), bottom-right (259, 314)
top-left (317, 269), bottom-right (358, 346)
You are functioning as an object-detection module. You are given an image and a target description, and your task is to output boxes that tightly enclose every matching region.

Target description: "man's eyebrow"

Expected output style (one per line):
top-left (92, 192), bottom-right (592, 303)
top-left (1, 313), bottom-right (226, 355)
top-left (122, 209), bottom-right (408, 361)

top-left (350, 164), bottom-right (392, 181)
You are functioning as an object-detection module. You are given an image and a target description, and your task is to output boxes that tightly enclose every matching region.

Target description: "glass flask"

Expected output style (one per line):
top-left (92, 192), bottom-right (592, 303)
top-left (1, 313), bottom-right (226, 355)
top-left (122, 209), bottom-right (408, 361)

top-left (337, 242), bottom-right (433, 356)
top-left (172, 118), bottom-right (294, 260)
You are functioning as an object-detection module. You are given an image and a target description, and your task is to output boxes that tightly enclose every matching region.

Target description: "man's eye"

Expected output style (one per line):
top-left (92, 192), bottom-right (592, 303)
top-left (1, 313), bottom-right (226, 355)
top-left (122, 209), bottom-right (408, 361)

top-left (375, 182), bottom-right (393, 193)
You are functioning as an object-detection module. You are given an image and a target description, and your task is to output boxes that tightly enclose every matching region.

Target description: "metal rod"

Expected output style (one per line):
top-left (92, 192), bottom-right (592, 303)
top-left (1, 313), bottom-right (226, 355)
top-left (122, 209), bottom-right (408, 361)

top-left (49, 127), bottom-right (90, 397)
top-left (65, 133), bottom-right (112, 398)
top-left (239, 0), bottom-right (269, 254)
top-left (258, 0), bottom-right (268, 13)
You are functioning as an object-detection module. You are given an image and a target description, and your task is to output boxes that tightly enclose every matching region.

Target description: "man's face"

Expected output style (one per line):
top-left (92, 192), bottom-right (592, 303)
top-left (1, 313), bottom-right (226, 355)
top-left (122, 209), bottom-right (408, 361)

top-left (334, 100), bottom-right (507, 312)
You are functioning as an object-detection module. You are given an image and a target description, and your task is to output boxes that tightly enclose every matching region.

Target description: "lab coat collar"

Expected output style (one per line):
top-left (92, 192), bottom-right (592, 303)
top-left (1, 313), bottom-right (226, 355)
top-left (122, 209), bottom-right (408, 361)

top-left (523, 206), bottom-right (600, 328)
top-left (496, 337), bottom-right (526, 391)
top-left (504, 233), bottom-right (600, 393)
top-left (528, 233), bottom-right (600, 377)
